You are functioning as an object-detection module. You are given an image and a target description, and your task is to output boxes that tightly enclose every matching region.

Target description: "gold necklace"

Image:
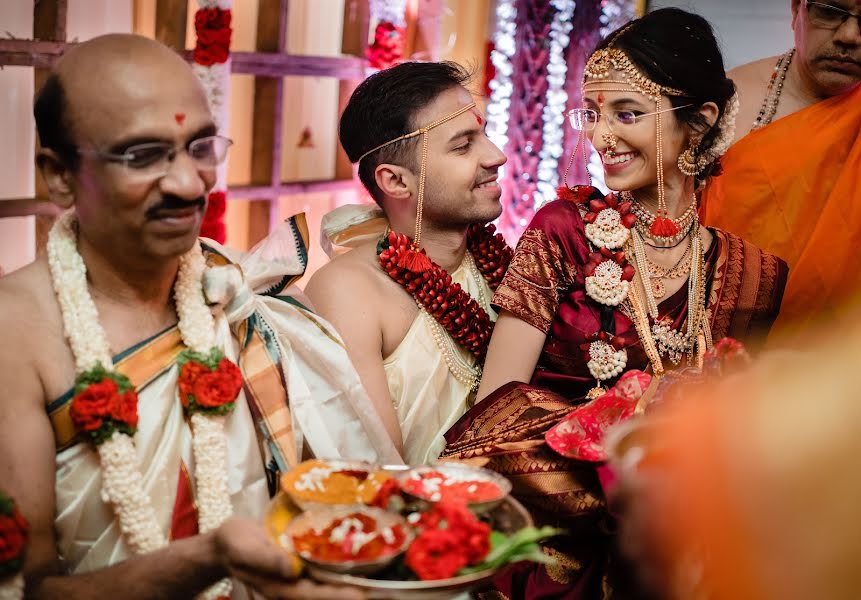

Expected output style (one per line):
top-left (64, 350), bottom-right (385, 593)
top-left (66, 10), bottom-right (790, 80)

top-left (627, 224), bottom-right (711, 367)
top-left (420, 252), bottom-right (487, 395)
top-left (645, 235), bottom-right (693, 299)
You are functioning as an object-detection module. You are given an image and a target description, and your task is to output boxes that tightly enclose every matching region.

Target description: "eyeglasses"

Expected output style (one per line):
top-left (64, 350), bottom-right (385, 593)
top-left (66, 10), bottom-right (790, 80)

top-left (77, 135), bottom-right (233, 181)
top-left (805, 1), bottom-right (861, 30)
top-left (567, 104), bottom-right (693, 131)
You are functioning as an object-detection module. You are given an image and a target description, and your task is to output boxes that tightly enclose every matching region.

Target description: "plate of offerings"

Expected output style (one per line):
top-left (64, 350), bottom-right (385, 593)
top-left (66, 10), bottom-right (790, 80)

top-left (279, 458), bottom-right (393, 509)
top-left (396, 463), bottom-right (512, 514)
top-left (286, 505), bottom-right (413, 575)
top-left (266, 459), bottom-right (559, 600)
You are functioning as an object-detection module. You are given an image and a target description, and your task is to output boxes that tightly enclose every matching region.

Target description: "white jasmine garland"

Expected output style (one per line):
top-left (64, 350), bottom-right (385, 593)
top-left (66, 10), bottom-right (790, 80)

top-left (47, 213), bottom-right (235, 598)
top-left (705, 92), bottom-right (739, 163)
top-left (0, 574), bottom-right (24, 600)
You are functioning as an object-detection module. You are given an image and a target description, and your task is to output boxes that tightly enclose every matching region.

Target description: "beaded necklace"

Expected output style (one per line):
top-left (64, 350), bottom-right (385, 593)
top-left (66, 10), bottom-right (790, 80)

top-left (753, 48), bottom-right (795, 130)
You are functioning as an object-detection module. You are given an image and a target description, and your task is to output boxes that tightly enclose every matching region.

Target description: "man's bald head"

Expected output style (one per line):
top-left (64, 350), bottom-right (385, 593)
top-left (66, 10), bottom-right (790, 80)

top-left (35, 34), bottom-right (210, 169)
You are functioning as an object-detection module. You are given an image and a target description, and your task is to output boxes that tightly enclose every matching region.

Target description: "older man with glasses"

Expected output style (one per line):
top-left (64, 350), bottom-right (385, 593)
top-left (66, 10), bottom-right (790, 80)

top-left (0, 33), bottom-right (399, 600)
top-left (701, 0), bottom-right (861, 345)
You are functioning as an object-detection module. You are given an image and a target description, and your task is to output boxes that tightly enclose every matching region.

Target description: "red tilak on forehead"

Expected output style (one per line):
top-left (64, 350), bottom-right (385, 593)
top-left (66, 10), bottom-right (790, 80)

top-left (174, 113), bottom-right (186, 125)
top-left (598, 92), bottom-right (605, 106)
top-left (471, 108), bottom-right (484, 126)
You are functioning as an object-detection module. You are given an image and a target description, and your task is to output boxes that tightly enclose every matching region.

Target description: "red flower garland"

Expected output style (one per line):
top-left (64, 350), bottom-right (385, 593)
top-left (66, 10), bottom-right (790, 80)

top-left (366, 21), bottom-right (405, 70)
top-left (193, 8), bottom-right (232, 66)
top-left (0, 492), bottom-right (29, 577)
top-left (378, 223), bottom-right (513, 359)
top-left (178, 349), bottom-right (243, 415)
top-left (69, 366), bottom-right (140, 445)
top-left (201, 190), bottom-right (227, 244)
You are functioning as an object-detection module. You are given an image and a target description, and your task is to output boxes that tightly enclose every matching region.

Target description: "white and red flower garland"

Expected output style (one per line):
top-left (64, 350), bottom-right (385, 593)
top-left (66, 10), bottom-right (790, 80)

top-left (0, 492), bottom-right (28, 600)
top-left (193, 0), bottom-right (232, 244)
top-left (47, 212), bottom-right (239, 600)
top-left (559, 186), bottom-right (636, 387)
top-left (366, 0), bottom-right (407, 70)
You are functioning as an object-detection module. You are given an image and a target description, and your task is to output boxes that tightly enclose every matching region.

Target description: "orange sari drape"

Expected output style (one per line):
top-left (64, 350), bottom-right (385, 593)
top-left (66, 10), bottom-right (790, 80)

top-left (701, 85), bottom-right (861, 344)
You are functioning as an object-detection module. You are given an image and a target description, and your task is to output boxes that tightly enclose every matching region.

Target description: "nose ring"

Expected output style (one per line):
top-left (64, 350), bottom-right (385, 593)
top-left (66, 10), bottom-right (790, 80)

top-left (602, 132), bottom-right (618, 158)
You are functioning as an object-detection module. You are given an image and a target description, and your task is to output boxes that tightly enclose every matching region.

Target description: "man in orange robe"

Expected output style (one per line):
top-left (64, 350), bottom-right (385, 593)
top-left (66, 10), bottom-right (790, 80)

top-left (701, 0), bottom-right (861, 342)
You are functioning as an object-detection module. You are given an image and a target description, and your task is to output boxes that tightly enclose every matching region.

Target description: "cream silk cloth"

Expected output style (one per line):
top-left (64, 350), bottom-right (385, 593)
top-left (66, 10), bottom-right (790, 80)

top-left (322, 205), bottom-right (497, 465)
top-left (52, 216), bottom-right (401, 592)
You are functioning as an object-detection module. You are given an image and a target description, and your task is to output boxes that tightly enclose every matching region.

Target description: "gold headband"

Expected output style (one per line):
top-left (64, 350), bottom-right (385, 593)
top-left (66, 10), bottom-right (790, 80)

top-left (583, 48), bottom-right (687, 100)
top-left (356, 101), bottom-right (477, 252)
top-left (357, 102), bottom-right (477, 163)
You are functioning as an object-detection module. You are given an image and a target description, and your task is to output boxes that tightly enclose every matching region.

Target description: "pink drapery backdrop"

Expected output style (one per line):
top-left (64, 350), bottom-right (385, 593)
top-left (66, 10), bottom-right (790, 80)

top-left (490, 0), bottom-right (637, 244)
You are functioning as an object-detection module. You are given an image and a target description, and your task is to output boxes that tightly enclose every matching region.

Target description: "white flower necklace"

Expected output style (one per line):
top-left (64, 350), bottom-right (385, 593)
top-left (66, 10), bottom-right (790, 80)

top-left (47, 212), bottom-right (234, 599)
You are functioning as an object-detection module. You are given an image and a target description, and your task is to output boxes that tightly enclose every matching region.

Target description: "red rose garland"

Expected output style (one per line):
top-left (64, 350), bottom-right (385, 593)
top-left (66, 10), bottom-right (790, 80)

top-left (69, 366), bottom-right (139, 444)
top-left (377, 223), bottom-right (512, 359)
top-left (366, 21), bottom-right (406, 70)
top-left (178, 349), bottom-right (244, 415)
top-left (193, 8), bottom-right (232, 66)
top-left (0, 492), bottom-right (28, 579)
top-left (193, 4), bottom-right (232, 244)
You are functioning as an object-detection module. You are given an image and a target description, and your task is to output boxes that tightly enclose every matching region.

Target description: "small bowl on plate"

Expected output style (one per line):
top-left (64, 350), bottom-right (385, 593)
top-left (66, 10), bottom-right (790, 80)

top-left (286, 505), bottom-right (413, 576)
top-left (396, 462), bottom-right (512, 514)
top-left (280, 458), bottom-right (391, 510)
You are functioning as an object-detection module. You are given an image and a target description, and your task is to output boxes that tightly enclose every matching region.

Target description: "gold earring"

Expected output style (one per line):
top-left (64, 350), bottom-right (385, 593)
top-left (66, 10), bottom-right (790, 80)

top-left (677, 139), bottom-right (705, 176)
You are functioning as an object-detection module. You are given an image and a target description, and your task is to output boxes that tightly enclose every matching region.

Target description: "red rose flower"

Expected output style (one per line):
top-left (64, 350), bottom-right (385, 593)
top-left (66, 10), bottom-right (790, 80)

top-left (111, 389), bottom-right (139, 429)
top-left (193, 371), bottom-right (239, 408)
top-left (179, 360), bottom-right (211, 407)
top-left (405, 528), bottom-right (468, 580)
top-left (70, 379), bottom-right (120, 432)
top-left (0, 508), bottom-right (28, 563)
top-left (215, 358), bottom-right (243, 396)
top-left (193, 8), bottom-right (232, 66)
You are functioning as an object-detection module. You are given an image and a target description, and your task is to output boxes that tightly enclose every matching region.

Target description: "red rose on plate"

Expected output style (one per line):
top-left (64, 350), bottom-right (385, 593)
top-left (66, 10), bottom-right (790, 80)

top-left (70, 379), bottom-right (120, 432)
top-left (0, 507), bottom-right (29, 563)
top-left (405, 528), bottom-right (468, 580)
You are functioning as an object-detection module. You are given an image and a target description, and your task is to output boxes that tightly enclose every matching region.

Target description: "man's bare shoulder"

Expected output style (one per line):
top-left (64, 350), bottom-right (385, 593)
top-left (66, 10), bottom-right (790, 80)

top-left (306, 242), bottom-right (391, 299)
top-left (728, 55), bottom-right (782, 142)
top-left (0, 258), bottom-right (73, 403)
top-left (0, 258), bottom-right (56, 332)
top-left (729, 55), bottom-right (781, 91)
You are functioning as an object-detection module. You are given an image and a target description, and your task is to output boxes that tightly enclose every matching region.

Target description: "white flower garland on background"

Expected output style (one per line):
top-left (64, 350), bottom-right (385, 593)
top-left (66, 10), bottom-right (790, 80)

top-left (535, 0), bottom-right (575, 208)
top-left (485, 0), bottom-right (516, 189)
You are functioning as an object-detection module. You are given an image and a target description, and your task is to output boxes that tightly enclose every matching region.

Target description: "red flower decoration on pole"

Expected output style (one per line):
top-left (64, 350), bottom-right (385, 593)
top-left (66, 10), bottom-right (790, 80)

top-left (366, 21), bottom-right (405, 70)
top-left (193, 8), bottom-right (232, 66)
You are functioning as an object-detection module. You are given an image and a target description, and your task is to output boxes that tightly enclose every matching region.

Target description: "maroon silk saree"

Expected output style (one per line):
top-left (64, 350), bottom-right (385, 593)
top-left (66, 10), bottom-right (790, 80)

top-left (442, 198), bottom-right (787, 599)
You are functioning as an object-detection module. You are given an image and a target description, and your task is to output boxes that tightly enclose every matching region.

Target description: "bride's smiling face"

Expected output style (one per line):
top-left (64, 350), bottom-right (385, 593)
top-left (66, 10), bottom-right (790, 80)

top-left (583, 79), bottom-right (688, 192)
